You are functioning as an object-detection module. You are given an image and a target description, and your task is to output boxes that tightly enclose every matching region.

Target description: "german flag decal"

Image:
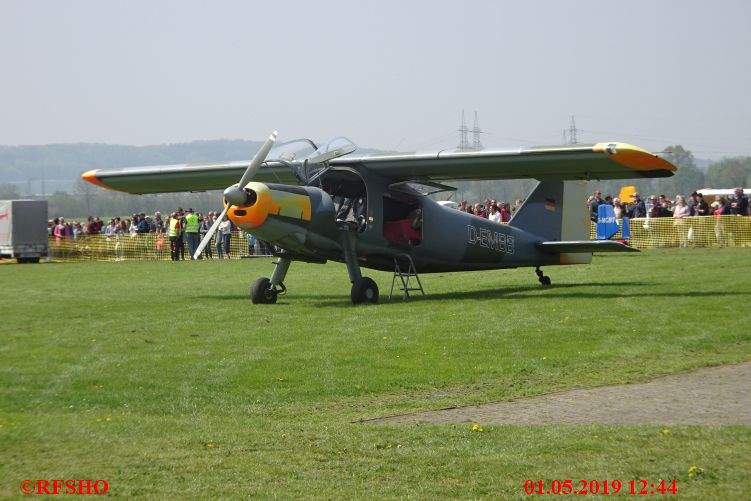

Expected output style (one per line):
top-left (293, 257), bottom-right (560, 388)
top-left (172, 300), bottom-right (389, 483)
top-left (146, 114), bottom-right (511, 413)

top-left (544, 198), bottom-right (556, 211)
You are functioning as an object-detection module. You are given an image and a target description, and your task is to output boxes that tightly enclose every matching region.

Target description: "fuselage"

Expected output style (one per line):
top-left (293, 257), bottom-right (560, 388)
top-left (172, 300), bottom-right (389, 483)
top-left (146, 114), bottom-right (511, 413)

top-left (227, 167), bottom-right (563, 273)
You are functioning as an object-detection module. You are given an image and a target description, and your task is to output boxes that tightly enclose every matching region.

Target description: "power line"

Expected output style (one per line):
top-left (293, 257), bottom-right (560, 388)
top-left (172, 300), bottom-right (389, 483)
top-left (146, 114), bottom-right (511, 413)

top-left (458, 110), bottom-right (484, 151)
top-left (457, 110), bottom-right (470, 150)
top-left (562, 115), bottom-right (581, 145)
top-left (472, 110), bottom-right (483, 150)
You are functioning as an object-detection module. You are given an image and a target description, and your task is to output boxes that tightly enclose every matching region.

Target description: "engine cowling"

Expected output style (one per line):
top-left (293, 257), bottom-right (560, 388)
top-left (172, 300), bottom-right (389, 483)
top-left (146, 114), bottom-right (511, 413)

top-left (227, 182), bottom-right (337, 255)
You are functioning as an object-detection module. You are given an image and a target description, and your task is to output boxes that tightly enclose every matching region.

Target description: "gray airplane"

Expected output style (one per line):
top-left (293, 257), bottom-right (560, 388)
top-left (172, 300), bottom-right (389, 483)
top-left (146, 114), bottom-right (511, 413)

top-left (82, 132), bottom-right (676, 304)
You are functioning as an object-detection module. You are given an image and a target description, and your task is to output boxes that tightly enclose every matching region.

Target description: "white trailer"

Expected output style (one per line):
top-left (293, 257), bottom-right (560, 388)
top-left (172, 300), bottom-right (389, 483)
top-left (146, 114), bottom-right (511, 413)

top-left (0, 200), bottom-right (48, 263)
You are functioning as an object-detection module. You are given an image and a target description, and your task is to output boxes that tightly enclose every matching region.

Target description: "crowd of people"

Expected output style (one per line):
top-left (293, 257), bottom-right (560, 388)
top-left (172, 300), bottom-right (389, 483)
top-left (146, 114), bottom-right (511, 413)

top-left (453, 199), bottom-right (523, 222)
top-left (587, 187), bottom-right (749, 221)
top-left (48, 207), bottom-right (272, 260)
top-left (451, 187), bottom-right (750, 224)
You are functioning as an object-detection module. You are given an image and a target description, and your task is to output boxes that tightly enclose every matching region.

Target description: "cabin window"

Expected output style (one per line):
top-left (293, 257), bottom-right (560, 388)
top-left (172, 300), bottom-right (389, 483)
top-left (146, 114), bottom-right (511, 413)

top-left (382, 193), bottom-right (422, 246)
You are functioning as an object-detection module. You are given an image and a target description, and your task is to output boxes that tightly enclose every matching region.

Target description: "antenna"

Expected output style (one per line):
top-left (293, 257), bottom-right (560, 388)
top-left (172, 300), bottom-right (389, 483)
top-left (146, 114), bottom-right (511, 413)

top-left (457, 110), bottom-right (470, 150)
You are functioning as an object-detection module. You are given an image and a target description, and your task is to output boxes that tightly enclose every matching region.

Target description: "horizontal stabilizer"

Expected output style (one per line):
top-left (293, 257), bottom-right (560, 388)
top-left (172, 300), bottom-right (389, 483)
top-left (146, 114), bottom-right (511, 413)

top-left (537, 240), bottom-right (639, 254)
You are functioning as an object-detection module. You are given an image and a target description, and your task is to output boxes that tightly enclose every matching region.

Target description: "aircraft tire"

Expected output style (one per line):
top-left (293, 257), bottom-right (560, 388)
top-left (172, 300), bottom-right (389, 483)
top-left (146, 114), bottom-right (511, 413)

top-left (351, 277), bottom-right (379, 304)
top-left (251, 277), bottom-right (277, 304)
top-left (541, 276), bottom-right (551, 286)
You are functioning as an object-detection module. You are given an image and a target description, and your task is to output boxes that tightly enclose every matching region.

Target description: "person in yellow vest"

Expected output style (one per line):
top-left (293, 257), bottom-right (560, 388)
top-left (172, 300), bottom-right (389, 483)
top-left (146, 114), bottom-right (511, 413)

top-left (167, 212), bottom-right (181, 261)
top-left (184, 208), bottom-right (201, 259)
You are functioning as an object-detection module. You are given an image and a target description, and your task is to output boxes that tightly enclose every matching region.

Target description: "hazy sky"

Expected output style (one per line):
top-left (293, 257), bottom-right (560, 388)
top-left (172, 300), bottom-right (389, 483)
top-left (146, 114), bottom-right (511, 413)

top-left (2, 0), bottom-right (749, 159)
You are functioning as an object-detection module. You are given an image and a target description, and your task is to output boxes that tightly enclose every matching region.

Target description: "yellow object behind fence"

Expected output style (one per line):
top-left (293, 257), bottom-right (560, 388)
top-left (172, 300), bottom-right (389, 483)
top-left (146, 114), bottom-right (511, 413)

top-left (47, 216), bottom-right (751, 262)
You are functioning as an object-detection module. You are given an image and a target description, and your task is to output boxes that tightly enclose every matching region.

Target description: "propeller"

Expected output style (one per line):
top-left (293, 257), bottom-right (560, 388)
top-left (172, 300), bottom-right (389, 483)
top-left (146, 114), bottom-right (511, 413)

top-left (193, 131), bottom-right (278, 259)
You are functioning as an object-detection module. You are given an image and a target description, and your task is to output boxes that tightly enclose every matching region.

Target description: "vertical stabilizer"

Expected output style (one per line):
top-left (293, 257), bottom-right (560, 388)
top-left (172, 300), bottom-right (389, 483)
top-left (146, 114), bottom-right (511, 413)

top-left (510, 180), bottom-right (591, 263)
top-left (509, 180), bottom-right (564, 241)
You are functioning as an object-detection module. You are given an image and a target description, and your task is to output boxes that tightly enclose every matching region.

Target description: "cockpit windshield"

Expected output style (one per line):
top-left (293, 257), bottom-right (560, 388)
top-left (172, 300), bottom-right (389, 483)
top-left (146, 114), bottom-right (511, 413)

top-left (266, 138), bottom-right (318, 163)
top-left (266, 137), bottom-right (357, 164)
top-left (264, 136), bottom-right (357, 185)
top-left (307, 137), bottom-right (357, 163)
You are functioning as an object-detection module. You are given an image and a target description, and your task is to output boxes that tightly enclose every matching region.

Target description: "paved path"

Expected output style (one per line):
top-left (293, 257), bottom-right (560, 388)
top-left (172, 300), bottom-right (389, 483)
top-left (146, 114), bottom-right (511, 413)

top-left (373, 362), bottom-right (751, 425)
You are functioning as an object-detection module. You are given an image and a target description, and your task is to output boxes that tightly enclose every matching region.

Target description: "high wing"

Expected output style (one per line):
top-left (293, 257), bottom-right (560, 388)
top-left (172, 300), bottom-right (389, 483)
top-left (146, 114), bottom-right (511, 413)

top-left (82, 160), bottom-right (299, 194)
top-left (332, 142), bottom-right (675, 182)
top-left (81, 141), bottom-right (674, 194)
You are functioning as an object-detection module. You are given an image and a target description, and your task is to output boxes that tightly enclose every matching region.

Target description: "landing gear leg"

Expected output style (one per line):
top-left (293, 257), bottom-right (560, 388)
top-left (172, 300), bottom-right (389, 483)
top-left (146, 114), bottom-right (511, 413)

top-left (535, 266), bottom-right (551, 286)
top-left (251, 257), bottom-right (290, 304)
top-left (340, 229), bottom-right (378, 304)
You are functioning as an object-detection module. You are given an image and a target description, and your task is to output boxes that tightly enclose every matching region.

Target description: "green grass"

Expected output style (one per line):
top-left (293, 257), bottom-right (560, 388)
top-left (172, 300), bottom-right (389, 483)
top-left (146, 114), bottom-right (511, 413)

top-left (1, 248), bottom-right (750, 499)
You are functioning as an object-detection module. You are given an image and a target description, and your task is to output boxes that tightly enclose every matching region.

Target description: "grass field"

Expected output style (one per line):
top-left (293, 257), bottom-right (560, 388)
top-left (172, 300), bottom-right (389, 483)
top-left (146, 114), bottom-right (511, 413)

top-left (1, 248), bottom-right (750, 499)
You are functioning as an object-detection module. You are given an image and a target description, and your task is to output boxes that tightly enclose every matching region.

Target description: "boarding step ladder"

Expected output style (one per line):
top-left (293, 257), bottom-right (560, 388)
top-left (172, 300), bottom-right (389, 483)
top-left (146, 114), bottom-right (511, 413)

top-left (389, 254), bottom-right (426, 301)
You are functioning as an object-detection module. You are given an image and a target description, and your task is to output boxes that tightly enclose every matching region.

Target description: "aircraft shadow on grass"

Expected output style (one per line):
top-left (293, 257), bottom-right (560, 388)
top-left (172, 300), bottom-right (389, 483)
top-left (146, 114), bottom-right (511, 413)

top-left (421, 285), bottom-right (751, 302)
top-left (290, 282), bottom-right (747, 307)
top-left (196, 282), bottom-right (750, 306)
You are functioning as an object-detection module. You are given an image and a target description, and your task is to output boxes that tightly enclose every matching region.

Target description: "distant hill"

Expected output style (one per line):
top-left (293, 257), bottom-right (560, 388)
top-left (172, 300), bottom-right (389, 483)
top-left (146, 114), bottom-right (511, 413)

top-left (0, 140), bottom-right (265, 193)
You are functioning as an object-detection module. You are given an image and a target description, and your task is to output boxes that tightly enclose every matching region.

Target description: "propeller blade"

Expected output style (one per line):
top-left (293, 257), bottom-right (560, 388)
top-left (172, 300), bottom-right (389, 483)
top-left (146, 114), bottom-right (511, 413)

top-left (195, 131), bottom-right (277, 260)
top-left (238, 130), bottom-right (278, 189)
top-left (193, 205), bottom-right (229, 260)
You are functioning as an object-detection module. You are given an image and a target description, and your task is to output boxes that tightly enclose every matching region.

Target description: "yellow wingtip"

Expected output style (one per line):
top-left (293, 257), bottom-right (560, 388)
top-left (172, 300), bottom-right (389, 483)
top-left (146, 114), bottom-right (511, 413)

top-left (593, 143), bottom-right (677, 172)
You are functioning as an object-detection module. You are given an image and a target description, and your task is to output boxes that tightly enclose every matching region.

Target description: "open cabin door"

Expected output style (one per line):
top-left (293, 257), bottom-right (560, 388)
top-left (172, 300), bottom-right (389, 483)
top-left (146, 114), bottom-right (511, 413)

top-left (382, 191), bottom-right (423, 246)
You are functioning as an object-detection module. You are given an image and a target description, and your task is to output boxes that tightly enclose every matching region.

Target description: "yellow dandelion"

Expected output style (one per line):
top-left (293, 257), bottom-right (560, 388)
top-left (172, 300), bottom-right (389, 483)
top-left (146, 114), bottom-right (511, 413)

top-left (281, 433), bottom-right (287, 439)
top-left (105, 416), bottom-right (112, 422)
top-left (206, 441), bottom-right (215, 448)
top-left (661, 427), bottom-right (670, 435)
top-left (471, 423), bottom-right (484, 433)
top-left (542, 356), bottom-right (548, 361)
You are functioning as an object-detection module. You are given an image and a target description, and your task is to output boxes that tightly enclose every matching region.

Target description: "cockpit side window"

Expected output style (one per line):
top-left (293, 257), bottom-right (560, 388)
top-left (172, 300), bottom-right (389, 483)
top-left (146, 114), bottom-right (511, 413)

top-left (321, 169), bottom-right (368, 232)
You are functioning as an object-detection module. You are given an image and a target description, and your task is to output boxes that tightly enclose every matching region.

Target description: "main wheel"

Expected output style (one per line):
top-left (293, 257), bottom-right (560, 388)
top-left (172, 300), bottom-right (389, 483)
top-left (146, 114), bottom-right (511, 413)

top-left (251, 277), bottom-right (278, 304)
top-left (540, 275), bottom-right (551, 286)
top-left (351, 277), bottom-right (379, 304)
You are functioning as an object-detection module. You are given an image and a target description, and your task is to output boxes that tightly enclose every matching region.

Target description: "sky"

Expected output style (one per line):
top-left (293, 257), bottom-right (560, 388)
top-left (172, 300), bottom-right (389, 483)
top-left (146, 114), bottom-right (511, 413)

top-left (1, 0), bottom-right (749, 159)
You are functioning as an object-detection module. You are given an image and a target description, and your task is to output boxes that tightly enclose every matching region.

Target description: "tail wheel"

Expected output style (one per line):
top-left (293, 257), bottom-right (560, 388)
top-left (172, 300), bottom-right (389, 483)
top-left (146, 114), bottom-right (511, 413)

top-left (351, 277), bottom-right (379, 304)
top-left (251, 277), bottom-right (278, 304)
